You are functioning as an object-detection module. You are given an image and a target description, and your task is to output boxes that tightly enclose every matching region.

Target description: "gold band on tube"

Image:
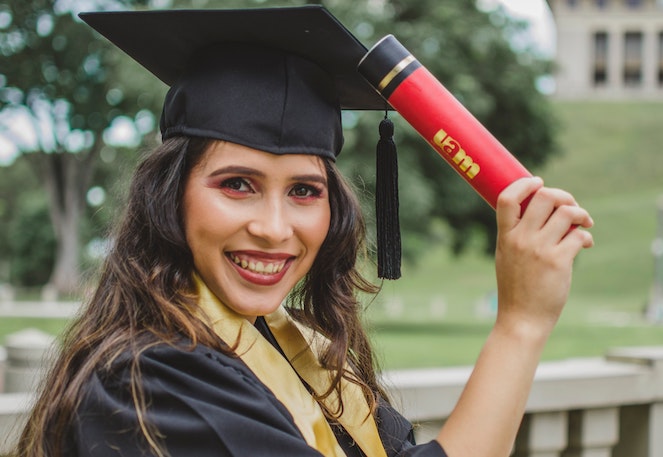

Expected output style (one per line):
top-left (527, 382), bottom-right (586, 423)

top-left (377, 55), bottom-right (416, 91)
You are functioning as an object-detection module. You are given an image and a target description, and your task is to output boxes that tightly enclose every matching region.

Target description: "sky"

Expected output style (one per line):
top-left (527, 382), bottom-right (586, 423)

top-left (489, 0), bottom-right (556, 57)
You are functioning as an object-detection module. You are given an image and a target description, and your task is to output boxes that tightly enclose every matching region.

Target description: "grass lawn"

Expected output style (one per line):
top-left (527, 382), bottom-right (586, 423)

top-left (370, 321), bottom-right (663, 370)
top-left (2, 101), bottom-right (663, 372)
top-left (0, 317), bottom-right (70, 344)
top-left (365, 238), bottom-right (663, 370)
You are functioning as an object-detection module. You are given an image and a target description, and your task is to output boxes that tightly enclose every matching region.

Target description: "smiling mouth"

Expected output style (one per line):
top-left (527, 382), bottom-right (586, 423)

top-left (228, 253), bottom-right (288, 275)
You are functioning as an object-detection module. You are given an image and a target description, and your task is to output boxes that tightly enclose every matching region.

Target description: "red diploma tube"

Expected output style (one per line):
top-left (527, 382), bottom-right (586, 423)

top-left (358, 35), bottom-right (532, 210)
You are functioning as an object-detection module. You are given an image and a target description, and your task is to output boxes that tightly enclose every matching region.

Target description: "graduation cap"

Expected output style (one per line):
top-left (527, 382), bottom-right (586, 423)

top-left (79, 5), bottom-right (401, 279)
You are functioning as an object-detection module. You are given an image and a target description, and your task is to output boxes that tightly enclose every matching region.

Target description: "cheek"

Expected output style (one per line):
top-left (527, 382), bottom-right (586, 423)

top-left (182, 187), bottom-right (220, 258)
top-left (185, 207), bottom-right (231, 246)
top-left (182, 190), bottom-right (201, 244)
top-left (304, 206), bottom-right (331, 253)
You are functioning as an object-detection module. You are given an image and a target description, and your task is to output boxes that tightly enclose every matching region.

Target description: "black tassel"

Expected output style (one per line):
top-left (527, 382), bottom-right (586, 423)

top-left (375, 115), bottom-right (401, 280)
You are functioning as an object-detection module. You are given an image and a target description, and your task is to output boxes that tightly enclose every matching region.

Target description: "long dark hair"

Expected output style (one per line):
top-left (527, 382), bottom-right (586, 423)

top-left (15, 136), bottom-right (381, 457)
top-left (289, 159), bottom-right (384, 415)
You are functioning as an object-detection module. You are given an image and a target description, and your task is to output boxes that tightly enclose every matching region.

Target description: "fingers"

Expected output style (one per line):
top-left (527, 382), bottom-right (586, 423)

top-left (526, 187), bottom-right (594, 246)
top-left (556, 207), bottom-right (595, 249)
top-left (494, 178), bottom-right (594, 335)
top-left (496, 177), bottom-right (543, 232)
top-left (497, 177), bottom-right (594, 249)
top-left (522, 187), bottom-right (577, 229)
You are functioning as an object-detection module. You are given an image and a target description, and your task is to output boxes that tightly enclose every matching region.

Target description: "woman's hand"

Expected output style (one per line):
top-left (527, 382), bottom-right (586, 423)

top-left (494, 177), bottom-right (594, 337)
top-left (437, 177), bottom-right (594, 457)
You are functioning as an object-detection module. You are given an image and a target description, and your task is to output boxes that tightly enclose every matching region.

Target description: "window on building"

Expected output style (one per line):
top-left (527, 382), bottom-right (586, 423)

top-left (593, 32), bottom-right (609, 85)
top-left (658, 32), bottom-right (663, 84)
top-left (567, 0), bottom-right (579, 7)
top-left (623, 31), bottom-right (643, 86)
top-left (596, 0), bottom-right (609, 8)
top-left (626, 0), bottom-right (642, 8)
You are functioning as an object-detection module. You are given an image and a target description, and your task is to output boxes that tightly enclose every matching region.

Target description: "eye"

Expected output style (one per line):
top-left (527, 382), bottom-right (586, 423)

top-left (290, 184), bottom-right (323, 199)
top-left (220, 177), bottom-right (253, 193)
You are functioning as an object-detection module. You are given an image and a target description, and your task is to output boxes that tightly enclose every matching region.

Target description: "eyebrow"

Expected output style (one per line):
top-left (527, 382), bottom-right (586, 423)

top-left (208, 165), bottom-right (328, 186)
top-left (208, 165), bottom-right (265, 178)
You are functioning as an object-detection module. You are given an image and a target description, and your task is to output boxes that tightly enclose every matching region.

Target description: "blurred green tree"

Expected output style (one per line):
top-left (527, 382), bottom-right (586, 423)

top-left (160, 0), bottom-right (558, 261)
top-left (343, 0), bottom-right (558, 257)
top-left (258, 0), bottom-right (557, 260)
top-left (0, 154), bottom-right (50, 287)
top-left (0, 0), bottom-right (557, 294)
top-left (0, 0), bottom-right (161, 295)
top-left (7, 190), bottom-right (56, 288)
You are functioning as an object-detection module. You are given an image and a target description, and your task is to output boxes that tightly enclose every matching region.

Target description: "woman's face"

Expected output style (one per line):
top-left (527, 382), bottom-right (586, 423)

top-left (183, 141), bottom-right (331, 321)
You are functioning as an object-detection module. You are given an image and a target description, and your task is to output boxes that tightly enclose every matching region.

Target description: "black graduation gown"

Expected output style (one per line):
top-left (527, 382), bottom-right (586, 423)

top-left (65, 329), bottom-right (447, 457)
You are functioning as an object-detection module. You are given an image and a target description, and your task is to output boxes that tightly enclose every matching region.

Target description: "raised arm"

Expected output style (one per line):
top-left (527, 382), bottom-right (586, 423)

top-left (437, 177), bottom-right (594, 457)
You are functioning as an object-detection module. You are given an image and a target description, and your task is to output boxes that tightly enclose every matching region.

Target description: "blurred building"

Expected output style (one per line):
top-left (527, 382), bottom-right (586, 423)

top-left (548, 0), bottom-right (663, 99)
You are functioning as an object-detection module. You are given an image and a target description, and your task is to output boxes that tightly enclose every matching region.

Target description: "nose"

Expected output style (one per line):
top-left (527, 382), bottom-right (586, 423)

top-left (246, 198), bottom-right (294, 245)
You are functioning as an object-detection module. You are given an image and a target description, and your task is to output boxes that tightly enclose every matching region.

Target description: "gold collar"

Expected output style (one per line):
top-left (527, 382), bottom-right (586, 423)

top-left (195, 275), bottom-right (386, 457)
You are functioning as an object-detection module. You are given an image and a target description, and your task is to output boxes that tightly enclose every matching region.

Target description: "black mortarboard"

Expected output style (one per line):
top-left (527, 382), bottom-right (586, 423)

top-left (79, 6), bottom-right (388, 158)
top-left (79, 6), bottom-right (401, 279)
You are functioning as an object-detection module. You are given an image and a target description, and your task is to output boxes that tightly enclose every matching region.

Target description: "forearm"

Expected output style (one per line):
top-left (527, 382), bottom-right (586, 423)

top-left (436, 318), bottom-right (550, 457)
top-left (433, 178), bottom-right (593, 456)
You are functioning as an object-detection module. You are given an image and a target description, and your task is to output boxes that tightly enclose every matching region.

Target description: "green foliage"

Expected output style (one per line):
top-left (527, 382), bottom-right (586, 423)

top-left (0, 156), bottom-right (56, 286)
top-left (0, 157), bottom-right (33, 258)
top-left (377, 0), bottom-right (557, 256)
top-left (0, 0), bottom-right (163, 293)
top-left (300, 0), bottom-right (556, 259)
top-left (0, 161), bottom-right (50, 286)
top-left (0, 0), bottom-right (557, 289)
top-left (7, 192), bottom-right (56, 286)
top-left (1, 0), bottom-right (156, 137)
top-left (159, 0), bottom-right (557, 261)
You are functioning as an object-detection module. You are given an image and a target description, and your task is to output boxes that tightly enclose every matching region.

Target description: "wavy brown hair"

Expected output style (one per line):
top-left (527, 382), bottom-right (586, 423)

top-left (14, 136), bottom-right (383, 457)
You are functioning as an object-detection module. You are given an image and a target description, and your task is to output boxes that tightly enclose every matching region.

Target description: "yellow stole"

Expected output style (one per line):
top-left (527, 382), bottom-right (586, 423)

top-left (195, 276), bottom-right (387, 457)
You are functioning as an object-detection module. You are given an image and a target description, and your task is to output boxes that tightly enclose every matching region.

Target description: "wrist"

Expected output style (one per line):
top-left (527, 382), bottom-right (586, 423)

top-left (493, 312), bottom-right (553, 352)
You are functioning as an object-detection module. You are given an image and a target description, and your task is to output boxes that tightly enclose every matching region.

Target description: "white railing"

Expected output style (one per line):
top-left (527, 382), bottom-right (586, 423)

top-left (381, 346), bottom-right (663, 456)
top-left (2, 331), bottom-right (663, 456)
top-left (0, 393), bottom-right (30, 456)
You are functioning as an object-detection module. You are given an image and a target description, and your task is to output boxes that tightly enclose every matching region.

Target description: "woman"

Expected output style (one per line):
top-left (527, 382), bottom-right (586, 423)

top-left (15, 6), bottom-right (594, 457)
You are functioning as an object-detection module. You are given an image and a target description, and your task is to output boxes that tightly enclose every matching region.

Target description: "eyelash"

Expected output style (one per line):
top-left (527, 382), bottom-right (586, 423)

top-left (219, 178), bottom-right (324, 199)
top-left (220, 177), bottom-right (253, 193)
top-left (290, 184), bottom-right (324, 199)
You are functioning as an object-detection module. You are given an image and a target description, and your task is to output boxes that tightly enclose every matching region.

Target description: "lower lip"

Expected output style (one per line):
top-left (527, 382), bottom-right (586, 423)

top-left (228, 257), bottom-right (290, 286)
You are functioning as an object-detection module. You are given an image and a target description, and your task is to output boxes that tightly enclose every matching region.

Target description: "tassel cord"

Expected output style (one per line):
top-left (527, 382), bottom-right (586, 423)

top-left (375, 116), bottom-right (401, 280)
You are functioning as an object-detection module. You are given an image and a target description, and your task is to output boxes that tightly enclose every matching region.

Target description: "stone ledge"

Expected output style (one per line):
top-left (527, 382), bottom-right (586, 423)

top-left (383, 355), bottom-right (653, 421)
top-left (0, 392), bottom-right (33, 455)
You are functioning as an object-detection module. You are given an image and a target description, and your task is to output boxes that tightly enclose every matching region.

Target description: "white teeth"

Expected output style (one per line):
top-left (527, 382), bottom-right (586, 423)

top-left (230, 254), bottom-right (285, 275)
